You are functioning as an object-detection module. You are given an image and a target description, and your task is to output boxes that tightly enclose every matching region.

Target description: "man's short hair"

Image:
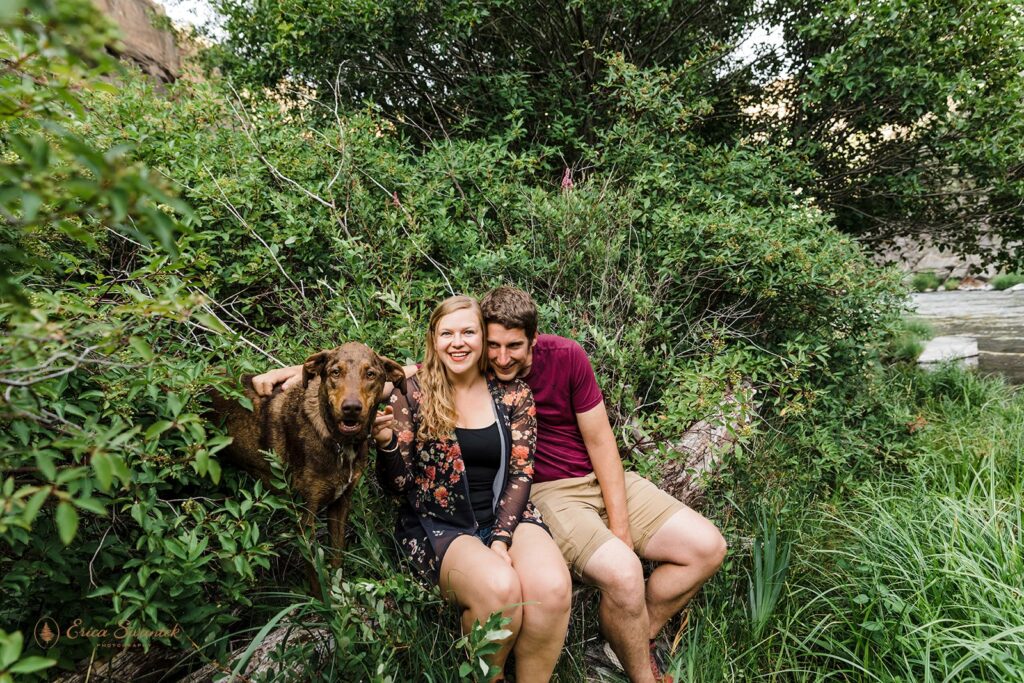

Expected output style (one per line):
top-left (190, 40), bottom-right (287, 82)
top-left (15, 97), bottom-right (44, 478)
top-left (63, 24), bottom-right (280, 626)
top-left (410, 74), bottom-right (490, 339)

top-left (480, 286), bottom-right (538, 340)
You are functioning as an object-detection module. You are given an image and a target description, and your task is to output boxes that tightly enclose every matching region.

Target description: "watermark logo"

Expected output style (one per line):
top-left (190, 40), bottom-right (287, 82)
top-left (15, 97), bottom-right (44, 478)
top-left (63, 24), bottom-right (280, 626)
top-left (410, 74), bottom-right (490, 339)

top-left (31, 616), bottom-right (184, 651)
top-left (34, 617), bottom-right (60, 650)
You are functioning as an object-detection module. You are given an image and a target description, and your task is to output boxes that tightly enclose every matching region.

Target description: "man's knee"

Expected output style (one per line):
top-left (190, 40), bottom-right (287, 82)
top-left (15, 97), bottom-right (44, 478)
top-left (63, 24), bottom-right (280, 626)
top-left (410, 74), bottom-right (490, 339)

top-left (696, 526), bottom-right (728, 574)
top-left (646, 509), bottom-right (727, 571)
top-left (589, 551), bottom-right (645, 610)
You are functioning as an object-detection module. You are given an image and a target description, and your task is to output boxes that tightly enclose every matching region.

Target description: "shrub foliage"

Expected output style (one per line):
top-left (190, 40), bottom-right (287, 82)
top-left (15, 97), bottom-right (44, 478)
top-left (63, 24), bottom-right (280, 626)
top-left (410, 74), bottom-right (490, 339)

top-left (0, 0), bottom-right (934, 679)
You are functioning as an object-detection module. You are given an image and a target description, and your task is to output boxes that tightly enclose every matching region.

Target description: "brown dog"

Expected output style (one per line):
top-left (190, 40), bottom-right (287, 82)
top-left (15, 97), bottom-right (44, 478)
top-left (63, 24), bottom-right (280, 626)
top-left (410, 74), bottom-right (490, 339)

top-left (210, 342), bottom-right (406, 583)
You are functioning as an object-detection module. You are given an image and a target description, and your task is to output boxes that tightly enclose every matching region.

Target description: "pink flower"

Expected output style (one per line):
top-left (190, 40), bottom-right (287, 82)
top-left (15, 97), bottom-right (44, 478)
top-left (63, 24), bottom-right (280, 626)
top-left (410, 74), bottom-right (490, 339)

top-left (561, 167), bottom-right (574, 191)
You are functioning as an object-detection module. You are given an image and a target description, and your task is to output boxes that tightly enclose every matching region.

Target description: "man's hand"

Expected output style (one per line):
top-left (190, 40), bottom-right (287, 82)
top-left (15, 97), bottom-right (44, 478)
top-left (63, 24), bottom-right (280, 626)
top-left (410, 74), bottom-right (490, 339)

top-left (490, 540), bottom-right (512, 566)
top-left (610, 522), bottom-right (634, 550)
top-left (252, 365), bottom-right (302, 396)
top-left (371, 406), bottom-right (395, 448)
top-left (577, 402), bottom-right (635, 550)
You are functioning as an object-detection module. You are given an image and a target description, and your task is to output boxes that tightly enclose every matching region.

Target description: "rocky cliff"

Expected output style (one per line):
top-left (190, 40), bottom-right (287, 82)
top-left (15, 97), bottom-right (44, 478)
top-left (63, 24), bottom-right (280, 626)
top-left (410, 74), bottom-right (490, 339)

top-left (94, 0), bottom-right (180, 83)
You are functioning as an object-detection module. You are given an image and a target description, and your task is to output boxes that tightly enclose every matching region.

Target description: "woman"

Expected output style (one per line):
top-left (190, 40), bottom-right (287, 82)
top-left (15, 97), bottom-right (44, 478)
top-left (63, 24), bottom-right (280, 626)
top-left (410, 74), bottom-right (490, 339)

top-left (372, 295), bottom-right (571, 682)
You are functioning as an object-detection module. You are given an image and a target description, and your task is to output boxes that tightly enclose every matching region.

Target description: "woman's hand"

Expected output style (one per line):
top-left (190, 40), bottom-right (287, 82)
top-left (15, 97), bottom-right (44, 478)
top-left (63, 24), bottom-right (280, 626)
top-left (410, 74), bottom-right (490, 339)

top-left (372, 406), bottom-right (395, 447)
top-left (490, 540), bottom-right (512, 566)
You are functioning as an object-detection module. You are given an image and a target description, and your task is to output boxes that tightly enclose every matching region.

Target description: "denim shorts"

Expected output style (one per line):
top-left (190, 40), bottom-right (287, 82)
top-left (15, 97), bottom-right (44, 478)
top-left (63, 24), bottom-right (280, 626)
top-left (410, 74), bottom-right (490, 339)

top-left (474, 524), bottom-right (494, 545)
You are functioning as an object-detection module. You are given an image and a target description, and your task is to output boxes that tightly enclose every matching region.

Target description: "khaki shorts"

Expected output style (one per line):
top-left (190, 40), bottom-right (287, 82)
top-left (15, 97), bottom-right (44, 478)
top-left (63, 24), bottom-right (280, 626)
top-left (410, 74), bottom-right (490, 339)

top-left (530, 471), bottom-right (686, 577)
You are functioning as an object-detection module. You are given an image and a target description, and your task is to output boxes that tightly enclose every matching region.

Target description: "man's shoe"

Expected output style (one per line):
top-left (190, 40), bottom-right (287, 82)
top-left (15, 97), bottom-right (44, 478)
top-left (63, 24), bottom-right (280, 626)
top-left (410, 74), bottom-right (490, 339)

top-left (602, 640), bottom-right (675, 683)
top-left (649, 641), bottom-right (675, 683)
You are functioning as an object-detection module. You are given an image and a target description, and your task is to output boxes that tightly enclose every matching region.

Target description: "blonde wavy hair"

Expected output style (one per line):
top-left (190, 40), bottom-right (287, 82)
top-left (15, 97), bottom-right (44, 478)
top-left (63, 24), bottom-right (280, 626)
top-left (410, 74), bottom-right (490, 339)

top-left (417, 295), bottom-right (489, 441)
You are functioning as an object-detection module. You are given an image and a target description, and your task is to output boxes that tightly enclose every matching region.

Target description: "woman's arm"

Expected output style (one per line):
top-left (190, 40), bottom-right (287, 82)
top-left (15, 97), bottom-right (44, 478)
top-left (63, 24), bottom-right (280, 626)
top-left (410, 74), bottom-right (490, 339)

top-left (373, 384), bottom-right (417, 494)
top-left (490, 382), bottom-right (538, 548)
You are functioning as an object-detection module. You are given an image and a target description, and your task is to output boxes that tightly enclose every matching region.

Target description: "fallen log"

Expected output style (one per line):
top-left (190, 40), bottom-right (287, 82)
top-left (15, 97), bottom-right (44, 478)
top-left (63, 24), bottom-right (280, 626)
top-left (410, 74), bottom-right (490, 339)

top-left (178, 620), bottom-right (333, 682)
top-left (651, 381), bottom-right (757, 507)
top-left (53, 645), bottom-right (181, 683)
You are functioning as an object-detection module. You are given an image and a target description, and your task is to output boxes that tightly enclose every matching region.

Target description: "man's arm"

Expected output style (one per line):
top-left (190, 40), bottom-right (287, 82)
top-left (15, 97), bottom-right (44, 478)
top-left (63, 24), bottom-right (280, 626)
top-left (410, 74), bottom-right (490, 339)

top-left (252, 364), bottom-right (302, 395)
top-left (577, 401), bottom-right (633, 549)
top-left (251, 363), bottom-right (419, 397)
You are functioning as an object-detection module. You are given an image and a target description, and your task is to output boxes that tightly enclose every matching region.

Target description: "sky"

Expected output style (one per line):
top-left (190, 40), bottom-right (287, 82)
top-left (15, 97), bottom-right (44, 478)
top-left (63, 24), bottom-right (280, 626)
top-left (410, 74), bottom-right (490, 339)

top-left (154, 0), bottom-right (218, 32)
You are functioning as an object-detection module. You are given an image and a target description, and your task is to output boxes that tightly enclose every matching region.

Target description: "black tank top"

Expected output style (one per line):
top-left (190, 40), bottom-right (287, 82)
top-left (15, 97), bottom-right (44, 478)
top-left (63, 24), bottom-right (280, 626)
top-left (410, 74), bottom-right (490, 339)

top-left (454, 422), bottom-right (501, 528)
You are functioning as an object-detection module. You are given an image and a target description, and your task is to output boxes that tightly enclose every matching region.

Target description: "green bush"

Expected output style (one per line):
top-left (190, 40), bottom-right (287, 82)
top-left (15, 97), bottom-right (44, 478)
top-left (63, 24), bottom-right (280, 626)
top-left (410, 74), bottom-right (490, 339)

top-left (943, 277), bottom-right (961, 290)
top-left (910, 271), bottom-right (942, 292)
top-left (991, 273), bottom-right (1024, 290)
top-left (2, 5), bottom-right (913, 677)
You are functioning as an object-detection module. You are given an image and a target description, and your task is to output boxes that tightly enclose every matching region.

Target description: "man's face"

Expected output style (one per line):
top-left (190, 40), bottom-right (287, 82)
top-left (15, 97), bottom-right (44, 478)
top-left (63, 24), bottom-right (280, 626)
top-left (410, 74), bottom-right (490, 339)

top-left (486, 323), bottom-right (534, 381)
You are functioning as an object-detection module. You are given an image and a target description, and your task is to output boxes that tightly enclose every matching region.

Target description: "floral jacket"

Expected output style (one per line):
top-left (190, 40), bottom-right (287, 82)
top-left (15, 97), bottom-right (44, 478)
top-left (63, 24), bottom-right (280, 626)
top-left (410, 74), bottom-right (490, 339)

top-left (375, 373), bottom-right (543, 581)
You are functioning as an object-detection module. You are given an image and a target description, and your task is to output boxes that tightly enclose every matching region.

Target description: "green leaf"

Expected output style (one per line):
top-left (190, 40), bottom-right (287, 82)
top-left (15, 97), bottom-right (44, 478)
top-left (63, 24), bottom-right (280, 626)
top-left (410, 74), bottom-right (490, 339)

top-left (167, 393), bottom-right (184, 417)
top-left (128, 336), bottom-right (155, 361)
top-left (485, 628), bottom-right (512, 641)
top-left (92, 452), bottom-right (113, 490)
top-left (207, 458), bottom-right (222, 484)
top-left (9, 656), bottom-right (57, 674)
top-left (0, 631), bottom-right (23, 668)
top-left (35, 453), bottom-right (56, 481)
top-left (144, 420), bottom-right (174, 440)
top-left (21, 488), bottom-right (49, 525)
top-left (55, 502), bottom-right (79, 545)
top-left (20, 192), bottom-right (42, 223)
top-left (194, 312), bottom-right (229, 335)
top-left (74, 497), bottom-right (107, 515)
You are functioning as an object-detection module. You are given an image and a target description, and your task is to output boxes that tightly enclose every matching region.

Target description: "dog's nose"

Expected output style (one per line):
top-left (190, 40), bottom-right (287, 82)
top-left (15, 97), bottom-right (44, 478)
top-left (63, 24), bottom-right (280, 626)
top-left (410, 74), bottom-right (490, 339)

top-left (341, 400), bottom-right (362, 417)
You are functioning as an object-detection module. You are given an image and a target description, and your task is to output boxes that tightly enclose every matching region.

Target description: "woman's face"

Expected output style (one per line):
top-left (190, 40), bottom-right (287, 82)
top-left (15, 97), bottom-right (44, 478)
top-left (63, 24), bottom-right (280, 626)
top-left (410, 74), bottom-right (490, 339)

top-left (433, 307), bottom-right (483, 378)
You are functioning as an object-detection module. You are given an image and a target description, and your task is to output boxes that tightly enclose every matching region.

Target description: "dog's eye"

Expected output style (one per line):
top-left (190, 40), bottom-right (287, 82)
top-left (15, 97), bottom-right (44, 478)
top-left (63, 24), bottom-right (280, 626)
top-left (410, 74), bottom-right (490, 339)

top-left (366, 369), bottom-right (378, 379)
top-left (330, 368), bottom-right (342, 377)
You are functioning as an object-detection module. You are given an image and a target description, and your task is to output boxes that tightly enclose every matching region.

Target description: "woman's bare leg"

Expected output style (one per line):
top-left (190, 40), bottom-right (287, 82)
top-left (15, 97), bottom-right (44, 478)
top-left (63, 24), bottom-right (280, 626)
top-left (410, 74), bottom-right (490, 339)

top-left (439, 535), bottom-right (524, 679)
top-left (508, 524), bottom-right (572, 682)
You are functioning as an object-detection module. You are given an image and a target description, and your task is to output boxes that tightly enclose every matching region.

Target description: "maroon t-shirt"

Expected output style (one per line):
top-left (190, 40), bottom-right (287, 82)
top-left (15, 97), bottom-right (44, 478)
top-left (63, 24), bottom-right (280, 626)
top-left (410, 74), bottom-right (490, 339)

top-left (522, 334), bottom-right (604, 483)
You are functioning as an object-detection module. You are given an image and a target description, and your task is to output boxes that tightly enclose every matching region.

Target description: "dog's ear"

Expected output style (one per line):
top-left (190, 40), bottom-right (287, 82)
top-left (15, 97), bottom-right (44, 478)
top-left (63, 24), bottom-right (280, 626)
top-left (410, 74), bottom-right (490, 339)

top-left (379, 356), bottom-right (407, 396)
top-left (302, 351), bottom-right (329, 388)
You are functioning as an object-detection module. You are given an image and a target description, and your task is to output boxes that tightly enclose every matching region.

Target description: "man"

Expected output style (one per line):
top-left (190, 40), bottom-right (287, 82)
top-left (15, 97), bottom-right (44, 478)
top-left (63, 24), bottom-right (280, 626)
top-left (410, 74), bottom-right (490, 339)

top-left (479, 287), bottom-right (726, 683)
top-left (252, 286), bottom-right (726, 682)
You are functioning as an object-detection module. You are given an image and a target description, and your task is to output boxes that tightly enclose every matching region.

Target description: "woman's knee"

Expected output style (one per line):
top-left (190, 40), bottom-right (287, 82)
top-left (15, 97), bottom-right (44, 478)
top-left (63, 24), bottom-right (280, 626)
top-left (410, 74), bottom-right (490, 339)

top-left (477, 565), bottom-right (523, 612)
top-left (523, 563), bottom-right (572, 615)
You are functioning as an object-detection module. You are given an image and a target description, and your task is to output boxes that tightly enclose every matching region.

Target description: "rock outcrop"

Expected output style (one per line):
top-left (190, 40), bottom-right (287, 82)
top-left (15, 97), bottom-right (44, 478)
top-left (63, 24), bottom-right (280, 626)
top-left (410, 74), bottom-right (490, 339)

top-left (94, 0), bottom-right (180, 83)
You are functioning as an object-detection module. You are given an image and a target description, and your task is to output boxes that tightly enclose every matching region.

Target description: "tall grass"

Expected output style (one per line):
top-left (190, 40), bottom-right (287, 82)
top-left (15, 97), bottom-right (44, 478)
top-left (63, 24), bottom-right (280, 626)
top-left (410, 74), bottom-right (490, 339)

top-left (667, 366), bottom-right (1024, 682)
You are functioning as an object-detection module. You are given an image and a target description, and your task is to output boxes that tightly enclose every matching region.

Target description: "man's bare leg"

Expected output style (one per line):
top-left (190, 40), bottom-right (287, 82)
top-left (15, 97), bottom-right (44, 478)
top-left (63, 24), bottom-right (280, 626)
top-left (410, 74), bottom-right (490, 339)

top-left (641, 508), bottom-right (727, 638)
top-left (582, 538), bottom-right (657, 683)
